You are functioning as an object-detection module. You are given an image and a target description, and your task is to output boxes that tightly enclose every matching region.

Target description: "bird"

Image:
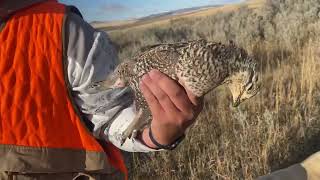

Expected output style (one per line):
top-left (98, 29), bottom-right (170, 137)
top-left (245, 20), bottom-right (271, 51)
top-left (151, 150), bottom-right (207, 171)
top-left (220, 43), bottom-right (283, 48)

top-left (101, 39), bottom-right (260, 145)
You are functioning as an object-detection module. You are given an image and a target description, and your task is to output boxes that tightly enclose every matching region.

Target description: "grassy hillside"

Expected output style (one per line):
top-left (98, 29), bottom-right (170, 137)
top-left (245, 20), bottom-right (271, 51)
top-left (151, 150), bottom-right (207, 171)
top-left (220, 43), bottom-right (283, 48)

top-left (94, 0), bottom-right (263, 32)
top-left (107, 0), bottom-right (320, 179)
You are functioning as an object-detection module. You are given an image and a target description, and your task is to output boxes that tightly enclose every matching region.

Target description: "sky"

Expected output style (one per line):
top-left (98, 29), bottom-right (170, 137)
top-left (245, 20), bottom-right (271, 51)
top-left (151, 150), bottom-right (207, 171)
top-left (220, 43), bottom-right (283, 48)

top-left (59, 0), bottom-right (244, 22)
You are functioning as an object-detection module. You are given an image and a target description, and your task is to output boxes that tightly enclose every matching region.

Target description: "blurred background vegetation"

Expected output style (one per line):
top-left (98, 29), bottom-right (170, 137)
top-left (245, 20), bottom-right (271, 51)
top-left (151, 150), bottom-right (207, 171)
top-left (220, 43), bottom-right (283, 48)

top-left (104, 0), bottom-right (320, 179)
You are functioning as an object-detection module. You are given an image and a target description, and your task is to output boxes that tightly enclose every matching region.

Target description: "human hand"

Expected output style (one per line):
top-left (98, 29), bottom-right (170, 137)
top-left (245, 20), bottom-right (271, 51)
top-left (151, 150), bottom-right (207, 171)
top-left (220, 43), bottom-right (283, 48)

top-left (138, 69), bottom-right (203, 149)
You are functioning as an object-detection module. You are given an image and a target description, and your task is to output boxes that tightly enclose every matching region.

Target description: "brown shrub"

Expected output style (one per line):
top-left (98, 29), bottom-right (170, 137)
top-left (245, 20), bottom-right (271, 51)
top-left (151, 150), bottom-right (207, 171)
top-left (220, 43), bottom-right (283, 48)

top-left (107, 0), bottom-right (320, 179)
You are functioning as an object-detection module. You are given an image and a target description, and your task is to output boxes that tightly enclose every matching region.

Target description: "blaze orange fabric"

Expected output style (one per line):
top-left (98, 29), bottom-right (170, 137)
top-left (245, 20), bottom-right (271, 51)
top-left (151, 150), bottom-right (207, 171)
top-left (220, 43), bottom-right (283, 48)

top-left (0, 0), bottom-right (127, 177)
top-left (0, 0), bottom-right (102, 152)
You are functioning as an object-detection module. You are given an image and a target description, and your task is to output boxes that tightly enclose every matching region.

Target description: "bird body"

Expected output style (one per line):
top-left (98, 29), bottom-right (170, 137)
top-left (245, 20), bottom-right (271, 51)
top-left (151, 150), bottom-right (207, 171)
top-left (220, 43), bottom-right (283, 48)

top-left (104, 39), bottom-right (259, 144)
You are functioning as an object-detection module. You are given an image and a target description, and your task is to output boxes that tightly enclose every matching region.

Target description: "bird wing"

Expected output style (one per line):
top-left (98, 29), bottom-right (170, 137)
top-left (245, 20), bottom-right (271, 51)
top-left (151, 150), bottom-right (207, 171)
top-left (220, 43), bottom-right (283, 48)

top-left (139, 44), bottom-right (165, 53)
top-left (138, 41), bottom-right (190, 52)
top-left (128, 46), bottom-right (182, 128)
top-left (133, 45), bottom-right (181, 80)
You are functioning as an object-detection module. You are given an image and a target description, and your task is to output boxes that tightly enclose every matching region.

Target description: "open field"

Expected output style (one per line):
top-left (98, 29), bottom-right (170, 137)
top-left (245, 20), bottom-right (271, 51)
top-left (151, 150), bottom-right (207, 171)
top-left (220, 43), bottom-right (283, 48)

top-left (93, 0), bottom-right (264, 32)
top-left (105, 0), bottom-right (320, 179)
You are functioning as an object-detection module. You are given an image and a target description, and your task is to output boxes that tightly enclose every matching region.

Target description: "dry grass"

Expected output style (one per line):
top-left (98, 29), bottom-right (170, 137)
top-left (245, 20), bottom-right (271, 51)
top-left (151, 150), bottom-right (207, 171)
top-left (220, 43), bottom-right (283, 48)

top-left (127, 42), bottom-right (320, 180)
top-left (106, 0), bottom-right (320, 179)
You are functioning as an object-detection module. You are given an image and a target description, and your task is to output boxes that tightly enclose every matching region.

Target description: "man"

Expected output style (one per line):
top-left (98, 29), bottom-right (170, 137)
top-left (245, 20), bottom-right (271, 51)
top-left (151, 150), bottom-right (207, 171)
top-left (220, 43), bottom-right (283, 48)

top-left (0, 0), bottom-right (202, 179)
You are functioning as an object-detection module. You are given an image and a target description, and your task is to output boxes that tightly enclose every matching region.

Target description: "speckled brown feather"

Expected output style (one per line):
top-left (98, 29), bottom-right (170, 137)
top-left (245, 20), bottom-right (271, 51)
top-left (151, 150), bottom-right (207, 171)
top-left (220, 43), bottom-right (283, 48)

top-left (109, 39), bottom-right (257, 144)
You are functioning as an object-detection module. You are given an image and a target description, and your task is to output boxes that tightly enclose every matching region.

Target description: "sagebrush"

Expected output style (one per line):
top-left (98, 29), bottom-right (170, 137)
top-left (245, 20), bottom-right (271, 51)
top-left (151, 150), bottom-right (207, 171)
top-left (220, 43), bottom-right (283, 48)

top-left (106, 0), bottom-right (320, 179)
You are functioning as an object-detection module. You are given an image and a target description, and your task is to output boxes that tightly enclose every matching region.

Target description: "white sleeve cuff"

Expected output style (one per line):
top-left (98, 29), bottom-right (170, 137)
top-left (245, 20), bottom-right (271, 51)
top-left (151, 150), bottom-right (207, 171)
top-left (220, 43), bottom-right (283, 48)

top-left (104, 105), bottom-right (163, 152)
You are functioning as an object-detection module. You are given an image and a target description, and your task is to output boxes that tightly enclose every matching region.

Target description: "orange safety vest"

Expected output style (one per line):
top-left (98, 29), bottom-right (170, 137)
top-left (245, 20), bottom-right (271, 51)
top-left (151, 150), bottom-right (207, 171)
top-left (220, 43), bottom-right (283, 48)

top-left (0, 0), bottom-right (127, 178)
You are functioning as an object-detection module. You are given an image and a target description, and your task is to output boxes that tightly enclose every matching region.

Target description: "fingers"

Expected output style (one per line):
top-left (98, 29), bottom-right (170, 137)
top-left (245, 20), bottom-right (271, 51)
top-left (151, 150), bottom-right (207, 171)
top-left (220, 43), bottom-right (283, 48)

top-left (141, 72), bottom-right (180, 115)
top-left (148, 70), bottom-right (194, 114)
top-left (138, 70), bottom-right (204, 146)
top-left (139, 81), bottom-right (163, 116)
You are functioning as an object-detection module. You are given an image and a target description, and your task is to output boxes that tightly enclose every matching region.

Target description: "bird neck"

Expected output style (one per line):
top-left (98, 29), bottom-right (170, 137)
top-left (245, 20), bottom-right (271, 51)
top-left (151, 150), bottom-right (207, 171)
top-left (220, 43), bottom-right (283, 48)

top-left (225, 49), bottom-right (255, 77)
